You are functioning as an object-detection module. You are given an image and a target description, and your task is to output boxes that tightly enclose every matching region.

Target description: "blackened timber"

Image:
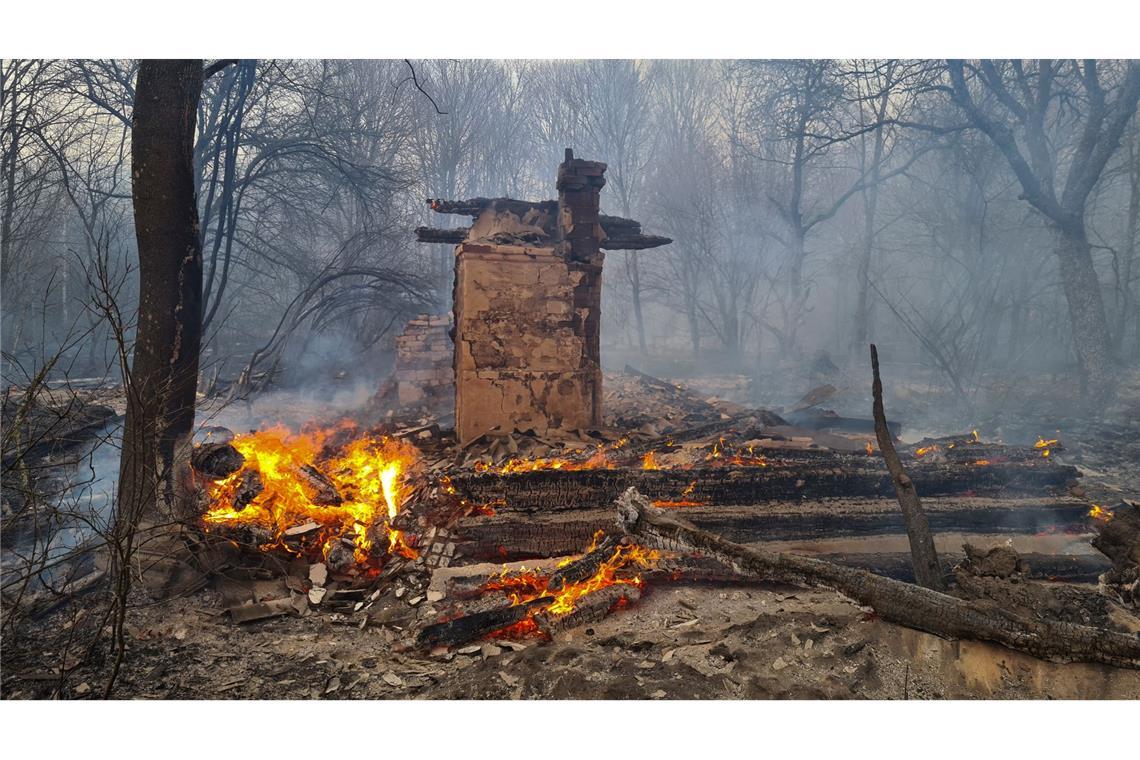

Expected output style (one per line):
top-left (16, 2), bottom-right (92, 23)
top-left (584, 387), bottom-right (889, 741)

top-left (616, 488), bottom-right (1140, 669)
top-left (427, 197), bottom-right (558, 218)
top-left (415, 225), bottom-right (671, 251)
top-left (601, 233), bottom-right (672, 250)
top-left (547, 535), bottom-right (620, 589)
top-left (416, 597), bottom-right (548, 648)
top-left (450, 498), bottom-right (1093, 563)
top-left (415, 226), bottom-right (467, 244)
top-left (452, 462), bottom-right (1079, 513)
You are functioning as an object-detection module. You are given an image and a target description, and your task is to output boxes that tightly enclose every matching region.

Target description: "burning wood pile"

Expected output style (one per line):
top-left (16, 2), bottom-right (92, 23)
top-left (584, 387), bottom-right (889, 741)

top-left (185, 360), bottom-right (1140, 670)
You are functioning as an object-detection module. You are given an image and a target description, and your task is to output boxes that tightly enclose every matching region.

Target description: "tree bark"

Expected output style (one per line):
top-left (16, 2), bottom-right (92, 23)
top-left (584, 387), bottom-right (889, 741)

top-left (118, 59), bottom-right (205, 524)
top-left (1055, 227), bottom-right (1113, 404)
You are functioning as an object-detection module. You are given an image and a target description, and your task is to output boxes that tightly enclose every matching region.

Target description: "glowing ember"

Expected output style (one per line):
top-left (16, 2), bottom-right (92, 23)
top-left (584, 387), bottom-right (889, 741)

top-left (915, 444), bottom-right (939, 457)
top-left (973, 459), bottom-right (991, 466)
top-left (653, 479), bottom-right (701, 508)
top-left (202, 424), bottom-right (420, 565)
top-left (474, 439), bottom-right (629, 475)
top-left (482, 531), bottom-right (659, 619)
top-left (1088, 505), bottom-right (1114, 522)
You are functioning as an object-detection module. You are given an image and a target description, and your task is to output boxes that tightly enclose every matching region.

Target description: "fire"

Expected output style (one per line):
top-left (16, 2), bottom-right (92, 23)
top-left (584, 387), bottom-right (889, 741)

top-left (973, 459), bottom-right (991, 466)
top-left (482, 531), bottom-right (659, 620)
top-left (1035, 437), bottom-right (1058, 458)
top-left (474, 439), bottom-right (630, 475)
top-left (202, 424), bottom-right (420, 565)
top-left (642, 451), bottom-right (660, 470)
top-left (866, 441), bottom-right (874, 456)
top-left (915, 444), bottom-right (939, 457)
top-left (1088, 505), bottom-right (1114, 522)
top-left (653, 479), bottom-right (701, 508)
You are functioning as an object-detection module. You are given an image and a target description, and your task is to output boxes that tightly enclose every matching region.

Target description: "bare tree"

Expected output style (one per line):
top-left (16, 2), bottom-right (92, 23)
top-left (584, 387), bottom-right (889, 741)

top-left (945, 59), bottom-right (1140, 404)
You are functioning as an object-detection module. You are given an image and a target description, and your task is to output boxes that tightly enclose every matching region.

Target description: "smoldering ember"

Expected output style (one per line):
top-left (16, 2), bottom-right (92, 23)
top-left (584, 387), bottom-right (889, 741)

top-left (4, 58), bottom-right (1140, 703)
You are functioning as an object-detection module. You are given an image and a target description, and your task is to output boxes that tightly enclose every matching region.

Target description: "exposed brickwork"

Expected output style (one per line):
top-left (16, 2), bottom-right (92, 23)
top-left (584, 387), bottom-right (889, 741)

top-left (395, 314), bottom-right (454, 411)
top-left (453, 151), bottom-right (608, 443)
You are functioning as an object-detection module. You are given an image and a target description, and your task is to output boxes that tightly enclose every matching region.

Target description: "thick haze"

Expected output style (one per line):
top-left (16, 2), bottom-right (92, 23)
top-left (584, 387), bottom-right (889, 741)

top-left (3, 59), bottom-right (1139, 415)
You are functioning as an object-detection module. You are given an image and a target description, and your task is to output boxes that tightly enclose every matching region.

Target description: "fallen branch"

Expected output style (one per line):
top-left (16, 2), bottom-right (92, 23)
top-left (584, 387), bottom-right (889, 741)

top-left (614, 488), bottom-right (1140, 669)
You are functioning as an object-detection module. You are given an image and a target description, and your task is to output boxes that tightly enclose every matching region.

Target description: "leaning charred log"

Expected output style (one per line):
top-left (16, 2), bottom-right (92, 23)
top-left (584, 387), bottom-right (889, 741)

top-left (615, 487), bottom-right (1140, 669)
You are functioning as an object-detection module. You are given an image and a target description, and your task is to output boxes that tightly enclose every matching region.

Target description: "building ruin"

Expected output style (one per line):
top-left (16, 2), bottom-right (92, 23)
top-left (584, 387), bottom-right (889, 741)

top-left (415, 149), bottom-right (670, 442)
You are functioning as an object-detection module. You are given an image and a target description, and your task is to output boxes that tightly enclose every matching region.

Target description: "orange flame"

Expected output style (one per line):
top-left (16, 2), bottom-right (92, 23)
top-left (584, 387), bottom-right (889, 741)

top-left (482, 532), bottom-right (659, 619)
top-left (202, 424), bottom-right (420, 565)
top-left (1088, 505), bottom-right (1113, 522)
top-left (474, 439), bottom-right (629, 475)
top-left (642, 451), bottom-right (660, 470)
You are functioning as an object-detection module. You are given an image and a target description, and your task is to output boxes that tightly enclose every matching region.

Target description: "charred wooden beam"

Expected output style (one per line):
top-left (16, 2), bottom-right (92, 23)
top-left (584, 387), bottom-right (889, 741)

top-left (615, 488), bottom-right (1140, 669)
top-left (547, 535), bottom-right (620, 589)
top-left (415, 225), bottom-right (670, 251)
top-left (601, 233), bottom-right (672, 250)
top-left (534, 584), bottom-right (640, 637)
top-left (415, 226), bottom-right (467, 244)
top-left (416, 597), bottom-right (548, 648)
top-left (451, 461), bottom-right (1079, 515)
top-left (427, 197), bottom-right (557, 218)
top-left (450, 497), bottom-right (1093, 564)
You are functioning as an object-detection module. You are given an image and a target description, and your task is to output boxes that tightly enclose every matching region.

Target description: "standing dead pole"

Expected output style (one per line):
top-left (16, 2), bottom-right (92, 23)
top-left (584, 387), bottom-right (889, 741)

top-left (870, 344), bottom-right (945, 591)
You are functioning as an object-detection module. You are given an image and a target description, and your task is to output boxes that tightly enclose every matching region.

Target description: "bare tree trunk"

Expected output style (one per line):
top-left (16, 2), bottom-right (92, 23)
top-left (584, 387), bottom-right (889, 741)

top-left (627, 252), bottom-right (648, 355)
top-left (1056, 226), bottom-right (1113, 404)
top-left (118, 59), bottom-right (204, 525)
top-left (1113, 126), bottom-right (1139, 355)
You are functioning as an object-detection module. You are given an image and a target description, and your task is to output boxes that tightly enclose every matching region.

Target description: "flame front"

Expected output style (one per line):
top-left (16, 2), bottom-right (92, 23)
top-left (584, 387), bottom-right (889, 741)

top-left (202, 424), bottom-right (420, 565)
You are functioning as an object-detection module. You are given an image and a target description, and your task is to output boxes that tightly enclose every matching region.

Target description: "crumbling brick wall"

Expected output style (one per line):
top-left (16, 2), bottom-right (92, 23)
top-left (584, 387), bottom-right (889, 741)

top-left (395, 314), bottom-right (454, 412)
top-left (454, 242), bottom-right (600, 442)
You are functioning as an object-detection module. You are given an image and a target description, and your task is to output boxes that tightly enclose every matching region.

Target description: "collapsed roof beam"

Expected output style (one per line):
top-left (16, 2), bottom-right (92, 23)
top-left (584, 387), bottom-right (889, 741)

top-left (415, 225), bottom-right (672, 251)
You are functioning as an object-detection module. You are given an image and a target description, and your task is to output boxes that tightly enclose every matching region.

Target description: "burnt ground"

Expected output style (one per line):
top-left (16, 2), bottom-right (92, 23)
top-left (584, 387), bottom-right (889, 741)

top-left (4, 573), bottom-right (1140, 700)
top-left (4, 368), bottom-right (1140, 700)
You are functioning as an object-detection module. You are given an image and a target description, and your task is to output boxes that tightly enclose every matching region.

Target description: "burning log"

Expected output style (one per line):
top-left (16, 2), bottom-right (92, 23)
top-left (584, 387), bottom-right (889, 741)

top-left (871, 344), bottom-right (944, 591)
top-left (534, 584), bottom-right (641, 637)
top-left (615, 488), bottom-right (1140, 669)
top-left (296, 463), bottom-right (342, 506)
top-left (546, 534), bottom-right (620, 590)
top-left (232, 469), bottom-right (264, 511)
top-left (191, 441), bottom-right (244, 479)
top-left (417, 597), bottom-right (549, 648)
top-left (452, 460), bottom-right (1078, 515)
top-left (1091, 502), bottom-right (1140, 607)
